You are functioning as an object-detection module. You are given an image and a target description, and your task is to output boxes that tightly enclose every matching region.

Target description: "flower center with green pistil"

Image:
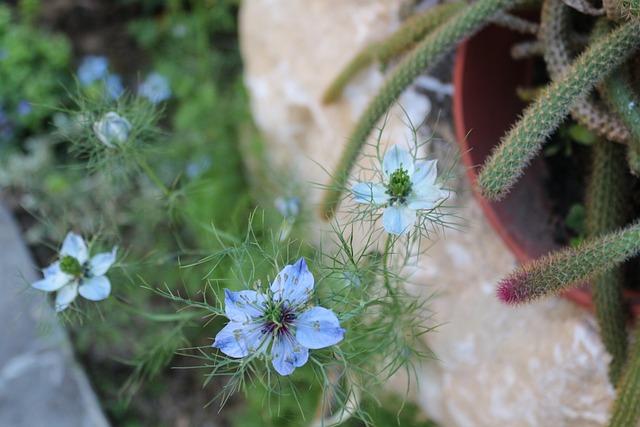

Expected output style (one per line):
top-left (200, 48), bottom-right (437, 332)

top-left (387, 167), bottom-right (412, 204)
top-left (262, 302), bottom-right (296, 337)
top-left (59, 255), bottom-right (83, 277)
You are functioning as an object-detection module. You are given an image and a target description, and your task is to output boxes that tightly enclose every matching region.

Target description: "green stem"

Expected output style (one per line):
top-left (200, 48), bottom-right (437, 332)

top-left (112, 294), bottom-right (205, 322)
top-left (320, 0), bottom-right (527, 219)
top-left (382, 234), bottom-right (396, 297)
top-left (138, 158), bottom-right (171, 197)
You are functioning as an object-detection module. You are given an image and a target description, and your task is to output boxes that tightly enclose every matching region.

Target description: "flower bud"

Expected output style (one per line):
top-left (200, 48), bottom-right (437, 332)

top-left (93, 112), bottom-right (131, 148)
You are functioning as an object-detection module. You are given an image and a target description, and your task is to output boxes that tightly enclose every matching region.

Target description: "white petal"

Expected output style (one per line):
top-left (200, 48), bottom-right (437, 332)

top-left (410, 160), bottom-right (438, 188)
top-left (270, 258), bottom-right (314, 306)
top-left (55, 282), bottom-right (78, 312)
top-left (351, 182), bottom-right (390, 206)
top-left (223, 289), bottom-right (266, 322)
top-left (60, 232), bottom-right (88, 264)
top-left (295, 307), bottom-right (345, 349)
top-left (382, 145), bottom-right (414, 178)
top-left (407, 185), bottom-right (448, 210)
top-left (78, 276), bottom-right (111, 301)
top-left (383, 205), bottom-right (416, 235)
top-left (270, 333), bottom-right (309, 376)
top-left (32, 262), bottom-right (72, 291)
top-left (212, 322), bottom-right (268, 358)
top-left (89, 246), bottom-right (117, 276)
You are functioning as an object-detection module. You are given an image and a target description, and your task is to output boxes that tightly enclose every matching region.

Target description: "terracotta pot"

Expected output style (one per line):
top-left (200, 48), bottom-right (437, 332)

top-left (452, 21), bottom-right (640, 314)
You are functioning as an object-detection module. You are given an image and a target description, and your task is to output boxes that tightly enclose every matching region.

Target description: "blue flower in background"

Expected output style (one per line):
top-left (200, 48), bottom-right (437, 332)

top-left (0, 106), bottom-right (14, 141)
top-left (31, 232), bottom-right (117, 312)
top-left (17, 100), bottom-right (31, 116)
top-left (212, 258), bottom-right (345, 376)
top-left (78, 55), bottom-right (109, 86)
top-left (105, 74), bottom-right (124, 100)
top-left (138, 72), bottom-right (171, 104)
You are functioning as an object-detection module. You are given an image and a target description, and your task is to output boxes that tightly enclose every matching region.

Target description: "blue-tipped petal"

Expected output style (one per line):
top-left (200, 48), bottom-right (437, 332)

top-left (78, 276), bottom-right (111, 301)
top-left (295, 306), bottom-right (345, 349)
top-left (383, 205), bottom-right (416, 235)
top-left (351, 182), bottom-right (390, 206)
top-left (213, 321), bottom-right (268, 358)
top-left (270, 333), bottom-right (309, 376)
top-left (223, 289), bottom-right (266, 322)
top-left (270, 258), bottom-right (314, 306)
top-left (382, 145), bottom-right (414, 178)
top-left (60, 232), bottom-right (89, 264)
top-left (55, 282), bottom-right (78, 312)
top-left (89, 246), bottom-right (117, 276)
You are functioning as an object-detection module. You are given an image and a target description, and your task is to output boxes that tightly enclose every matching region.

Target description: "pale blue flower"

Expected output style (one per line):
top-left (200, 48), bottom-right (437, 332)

top-left (78, 55), bottom-right (109, 86)
top-left (212, 258), bottom-right (345, 376)
top-left (138, 72), bottom-right (171, 104)
top-left (351, 145), bottom-right (447, 235)
top-left (31, 232), bottom-right (117, 312)
top-left (17, 100), bottom-right (31, 116)
top-left (105, 74), bottom-right (124, 100)
top-left (186, 156), bottom-right (212, 178)
top-left (93, 112), bottom-right (131, 148)
top-left (275, 196), bottom-right (301, 221)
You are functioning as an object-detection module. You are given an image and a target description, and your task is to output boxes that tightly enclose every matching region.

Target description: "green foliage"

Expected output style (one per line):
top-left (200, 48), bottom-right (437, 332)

top-left (0, 3), bottom-right (72, 151)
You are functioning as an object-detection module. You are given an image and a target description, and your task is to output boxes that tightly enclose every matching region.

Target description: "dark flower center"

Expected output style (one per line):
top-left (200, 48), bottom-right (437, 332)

top-left (387, 167), bottom-right (412, 204)
top-left (262, 304), bottom-right (296, 337)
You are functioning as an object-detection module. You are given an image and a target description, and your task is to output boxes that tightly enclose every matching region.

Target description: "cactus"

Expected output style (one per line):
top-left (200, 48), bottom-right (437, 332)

top-left (608, 321), bottom-right (640, 427)
top-left (321, 0), bottom-right (528, 218)
top-left (600, 69), bottom-right (640, 175)
top-left (322, 1), bottom-right (465, 104)
top-left (496, 221), bottom-right (640, 305)
top-left (585, 139), bottom-right (630, 385)
top-left (477, 19), bottom-right (640, 201)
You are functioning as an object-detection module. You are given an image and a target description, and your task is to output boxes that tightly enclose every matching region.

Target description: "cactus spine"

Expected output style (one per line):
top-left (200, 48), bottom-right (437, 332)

top-left (322, 1), bottom-right (465, 105)
top-left (496, 222), bottom-right (640, 304)
top-left (478, 19), bottom-right (640, 201)
top-left (608, 321), bottom-right (640, 426)
top-left (585, 139), bottom-right (630, 385)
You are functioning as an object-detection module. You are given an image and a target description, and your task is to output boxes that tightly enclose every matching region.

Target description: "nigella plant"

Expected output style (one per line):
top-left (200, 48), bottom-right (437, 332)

top-left (351, 144), bottom-right (448, 236)
top-left (213, 258), bottom-right (345, 376)
top-left (31, 232), bottom-right (117, 312)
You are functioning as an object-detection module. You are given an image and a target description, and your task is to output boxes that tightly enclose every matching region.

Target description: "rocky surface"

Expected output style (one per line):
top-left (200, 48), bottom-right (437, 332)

top-left (0, 201), bottom-right (110, 427)
top-left (239, 0), bottom-right (617, 425)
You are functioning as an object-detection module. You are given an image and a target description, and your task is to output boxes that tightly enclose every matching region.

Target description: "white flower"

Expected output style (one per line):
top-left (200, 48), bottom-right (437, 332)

top-left (31, 232), bottom-right (117, 312)
top-left (93, 112), bottom-right (131, 148)
top-left (351, 144), bottom-right (447, 235)
top-left (274, 196), bottom-right (301, 221)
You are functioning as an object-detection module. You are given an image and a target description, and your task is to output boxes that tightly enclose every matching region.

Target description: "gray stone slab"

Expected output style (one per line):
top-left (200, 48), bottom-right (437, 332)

top-left (0, 201), bottom-right (110, 427)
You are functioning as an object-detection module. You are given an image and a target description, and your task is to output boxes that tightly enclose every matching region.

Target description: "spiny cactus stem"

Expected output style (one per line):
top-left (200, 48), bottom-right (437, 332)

top-left (320, 0), bottom-right (526, 219)
top-left (478, 19), bottom-right (640, 200)
top-left (321, 2), bottom-right (466, 105)
top-left (541, 0), bottom-right (630, 143)
top-left (496, 221), bottom-right (640, 305)
top-left (600, 69), bottom-right (640, 175)
top-left (608, 320), bottom-right (640, 426)
top-left (585, 139), bottom-right (629, 386)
